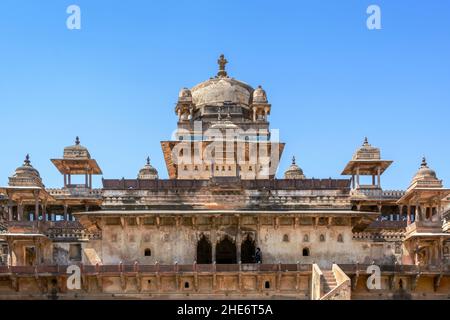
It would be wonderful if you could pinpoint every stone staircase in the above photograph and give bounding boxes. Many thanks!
[312,264,351,300]
[321,271,338,295]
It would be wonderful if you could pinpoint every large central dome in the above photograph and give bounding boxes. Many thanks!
[174,55,271,124]
[191,77,254,108]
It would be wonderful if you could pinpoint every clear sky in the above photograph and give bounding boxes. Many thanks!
[0,0,449,189]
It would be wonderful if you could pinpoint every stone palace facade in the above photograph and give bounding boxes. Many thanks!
[0,56,449,300]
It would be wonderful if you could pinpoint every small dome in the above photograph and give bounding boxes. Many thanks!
[64,137,91,160]
[253,85,268,104]
[9,154,44,187]
[138,157,158,180]
[178,88,192,102]
[284,156,305,180]
[352,137,381,160]
[413,157,438,181]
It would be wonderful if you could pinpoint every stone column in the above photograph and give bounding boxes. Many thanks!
[377,167,381,188]
[356,168,360,189]
[17,203,23,221]
[63,204,68,221]
[42,202,47,222]
[211,231,217,264]
[407,206,411,225]
[7,202,13,221]
[236,215,241,263]
[34,192,39,221]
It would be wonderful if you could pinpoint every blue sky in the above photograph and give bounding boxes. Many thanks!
[0,0,449,189]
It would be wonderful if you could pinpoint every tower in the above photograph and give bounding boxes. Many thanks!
[342,138,393,192]
[161,55,284,180]
[397,158,450,266]
[51,137,102,189]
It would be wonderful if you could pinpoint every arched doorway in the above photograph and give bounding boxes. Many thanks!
[216,236,237,264]
[197,235,212,264]
[241,234,256,263]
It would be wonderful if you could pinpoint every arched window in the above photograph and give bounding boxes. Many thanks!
[303,234,309,242]
[283,234,289,242]
[265,281,271,289]
[319,234,326,242]
[144,248,152,257]
[302,248,310,257]
[337,234,344,243]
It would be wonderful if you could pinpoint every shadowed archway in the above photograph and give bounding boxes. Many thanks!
[216,236,237,264]
[241,234,256,263]
[196,235,212,264]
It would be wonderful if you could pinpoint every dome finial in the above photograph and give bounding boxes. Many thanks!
[363,137,369,146]
[146,156,150,165]
[421,156,428,168]
[292,156,296,165]
[24,154,31,166]
[75,136,80,145]
[217,54,228,77]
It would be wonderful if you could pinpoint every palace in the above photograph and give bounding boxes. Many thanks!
[0,56,449,300]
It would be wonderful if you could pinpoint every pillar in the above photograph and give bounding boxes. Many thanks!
[64,174,67,187]
[8,203,13,221]
[68,174,71,186]
[236,216,241,263]
[42,203,47,222]
[34,194,39,222]
[89,174,93,189]
[17,203,23,221]
[211,228,217,264]
[407,206,411,225]
[64,204,68,221]
[356,167,360,189]
[377,167,381,188]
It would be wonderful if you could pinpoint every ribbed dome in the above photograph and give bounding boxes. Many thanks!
[178,88,193,102]
[413,157,438,181]
[253,85,268,104]
[284,156,305,180]
[64,136,91,159]
[191,77,254,108]
[138,157,158,180]
[9,154,44,187]
[352,137,381,160]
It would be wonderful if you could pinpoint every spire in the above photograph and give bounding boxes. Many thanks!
[292,156,296,165]
[217,54,228,77]
[75,136,80,145]
[146,156,151,166]
[363,137,369,146]
[421,156,428,168]
[24,154,31,166]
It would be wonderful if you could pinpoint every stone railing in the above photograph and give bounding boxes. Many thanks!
[311,264,323,300]
[0,263,312,275]
[321,264,351,300]
[351,189,405,199]
[47,188,103,198]
[353,231,405,241]
[338,263,450,274]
